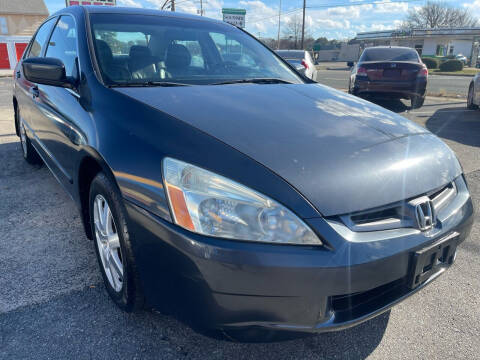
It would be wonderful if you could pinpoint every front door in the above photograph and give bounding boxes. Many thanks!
[34,15,82,188]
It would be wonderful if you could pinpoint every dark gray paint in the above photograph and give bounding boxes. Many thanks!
[117,84,462,216]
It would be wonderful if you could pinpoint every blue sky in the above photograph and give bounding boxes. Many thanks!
[44,0,480,40]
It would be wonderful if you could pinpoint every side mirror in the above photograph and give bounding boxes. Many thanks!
[347,61,354,67]
[22,57,74,88]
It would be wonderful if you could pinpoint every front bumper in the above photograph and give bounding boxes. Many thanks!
[353,77,427,99]
[124,179,473,334]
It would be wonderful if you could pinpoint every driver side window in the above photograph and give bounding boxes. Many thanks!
[45,16,78,79]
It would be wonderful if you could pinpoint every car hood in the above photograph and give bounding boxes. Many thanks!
[115,83,461,216]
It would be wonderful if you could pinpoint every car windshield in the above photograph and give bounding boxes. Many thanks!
[89,13,303,86]
[360,48,420,62]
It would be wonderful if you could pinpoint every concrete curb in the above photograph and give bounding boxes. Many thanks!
[430,72,478,77]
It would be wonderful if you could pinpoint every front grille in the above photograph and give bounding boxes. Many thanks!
[329,277,413,323]
[330,278,407,313]
[341,181,457,232]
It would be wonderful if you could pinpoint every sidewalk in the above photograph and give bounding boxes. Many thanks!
[0,69,13,77]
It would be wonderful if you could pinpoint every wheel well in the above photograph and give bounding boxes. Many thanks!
[13,97,19,136]
[78,156,103,240]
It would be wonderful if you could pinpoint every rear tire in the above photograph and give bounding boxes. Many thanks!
[467,84,478,110]
[89,172,144,312]
[411,96,425,109]
[17,108,41,165]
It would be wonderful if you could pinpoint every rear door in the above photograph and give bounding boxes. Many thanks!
[15,17,57,136]
[32,15,82,188]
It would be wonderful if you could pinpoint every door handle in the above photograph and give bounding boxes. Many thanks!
[30,86,39,99]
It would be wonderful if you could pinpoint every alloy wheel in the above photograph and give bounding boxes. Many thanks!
[94,194,124,292]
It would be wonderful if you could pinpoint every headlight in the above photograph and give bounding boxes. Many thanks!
[162,158,321,245]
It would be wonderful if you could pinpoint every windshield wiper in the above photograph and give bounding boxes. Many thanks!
[109,81,191,88]
[211,78,294,85]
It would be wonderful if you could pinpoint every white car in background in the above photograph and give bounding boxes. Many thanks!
[455,54,468,65]
[467,73,480,110]
[275,50,316,80]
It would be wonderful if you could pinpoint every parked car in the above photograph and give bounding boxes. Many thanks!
[467,73,480,110]
[349,46,428,108]
[14,6,473,340]
[275,49,316,79]
[455,54,468,65]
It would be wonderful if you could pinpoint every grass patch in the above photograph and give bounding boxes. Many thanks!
[431,68,480,76]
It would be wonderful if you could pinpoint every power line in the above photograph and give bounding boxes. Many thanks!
[247,0,424,24]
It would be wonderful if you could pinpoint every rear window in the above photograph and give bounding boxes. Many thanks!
[276,51,304,59]
[360,48,419,62]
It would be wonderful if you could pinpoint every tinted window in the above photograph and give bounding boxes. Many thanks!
[287,59,302,67]
[276,51,304,59]
[360,48,419,62]
[90,13,303,86]
[45,16,78,78]
[27,18,56,58]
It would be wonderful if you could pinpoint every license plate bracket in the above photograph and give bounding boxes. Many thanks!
[407,233,458,289]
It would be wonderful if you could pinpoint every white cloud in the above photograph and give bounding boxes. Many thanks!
[117,0,143,6]
[373,0,408,13]
[463,1,480,18]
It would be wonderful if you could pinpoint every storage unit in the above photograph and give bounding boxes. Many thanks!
[0,0,48,69]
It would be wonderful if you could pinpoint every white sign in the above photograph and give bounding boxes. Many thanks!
[222,9,246,28]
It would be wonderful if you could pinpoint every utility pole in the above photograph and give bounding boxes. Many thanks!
[277,0,281,49]
[171,0,175,11]
[200,0,203,15]
[301,0,306,49]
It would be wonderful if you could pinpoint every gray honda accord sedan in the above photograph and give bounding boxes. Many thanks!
[13,6,473,341]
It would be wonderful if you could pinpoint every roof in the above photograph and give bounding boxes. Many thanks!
[0,0,48,16]
[356,27,480,40]
[81,5,222,23]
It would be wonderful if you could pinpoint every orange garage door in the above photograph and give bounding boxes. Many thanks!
[0,43,10,69]
[15,43,28,61]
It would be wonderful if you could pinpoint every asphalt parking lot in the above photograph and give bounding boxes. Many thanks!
[0,77,479,359]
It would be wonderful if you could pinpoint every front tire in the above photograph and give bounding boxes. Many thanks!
[89,172,144,312]
[467,83,478,110]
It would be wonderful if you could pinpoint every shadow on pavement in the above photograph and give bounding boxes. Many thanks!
[426,107,480,148]
[0,284,390,359]
[366,98,409,113]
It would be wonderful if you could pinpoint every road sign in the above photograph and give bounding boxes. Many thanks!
[66,0,116,6]
[222,8,246,28]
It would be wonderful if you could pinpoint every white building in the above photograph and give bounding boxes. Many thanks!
[354,28,480,59]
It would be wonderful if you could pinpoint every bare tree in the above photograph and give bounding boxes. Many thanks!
[283,14,303,49]
[403,1,478,29]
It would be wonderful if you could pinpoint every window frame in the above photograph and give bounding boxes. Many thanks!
[45,15,80,80]
[24,16,59,60]
[44,14,82,95]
